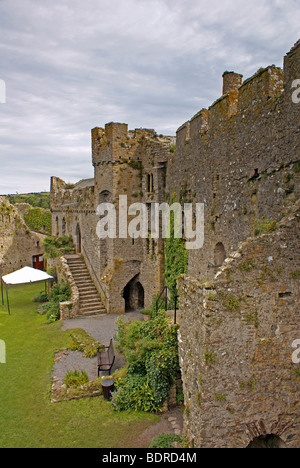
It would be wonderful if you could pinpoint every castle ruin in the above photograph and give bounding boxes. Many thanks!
[50,40,300,447]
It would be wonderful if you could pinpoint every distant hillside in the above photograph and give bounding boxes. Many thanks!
[6,192,50,209]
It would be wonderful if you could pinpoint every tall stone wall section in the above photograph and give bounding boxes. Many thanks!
[173,39,300,448]
[166,41,300,283]
[177,200,300,448]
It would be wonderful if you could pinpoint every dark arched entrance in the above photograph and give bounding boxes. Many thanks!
[122,275,144,312]
[247,434,286,448]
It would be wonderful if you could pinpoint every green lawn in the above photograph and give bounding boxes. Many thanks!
[0,283,158,448]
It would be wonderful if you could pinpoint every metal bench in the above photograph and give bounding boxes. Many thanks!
[97,339,115,376]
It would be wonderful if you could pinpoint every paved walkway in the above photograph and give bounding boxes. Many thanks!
[52,311,143,381]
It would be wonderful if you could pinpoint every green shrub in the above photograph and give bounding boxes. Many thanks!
[254,218,277,236]
[150,433,181,448]
[38,280,71,323]
[49,281,71,304]
[112,310,179,412]
[64,369,89,388]
[24,207,52,233]
[164,194,188,294]
[32,291,49,303]
[43,235,75,259]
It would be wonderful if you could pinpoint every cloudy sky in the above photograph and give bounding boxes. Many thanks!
[0,0,299,194]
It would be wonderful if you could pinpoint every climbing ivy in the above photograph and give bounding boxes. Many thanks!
[164,194,188,294]
[24,207,52,233]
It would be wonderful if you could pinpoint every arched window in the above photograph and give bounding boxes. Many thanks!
[56,216,59,237]
[98,190,112,204]
[76,224,81,253]
[214,242,226,267]
[146,173,154,193]
[62,217,66,235]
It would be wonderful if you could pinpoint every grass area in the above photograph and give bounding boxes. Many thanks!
[0,283,158,448]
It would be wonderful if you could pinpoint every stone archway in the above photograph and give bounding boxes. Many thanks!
[122,275,144,312]
[214,242,226,267]
[247,434,286,448]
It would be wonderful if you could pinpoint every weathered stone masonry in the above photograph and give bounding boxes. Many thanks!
[51,126,175,314]
[171,40,299,448]
[0,196,45,277]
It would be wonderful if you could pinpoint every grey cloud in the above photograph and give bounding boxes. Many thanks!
[0,0,299,193]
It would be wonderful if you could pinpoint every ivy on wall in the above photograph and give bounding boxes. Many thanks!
[164,194,188,294]
[24,207,52,233]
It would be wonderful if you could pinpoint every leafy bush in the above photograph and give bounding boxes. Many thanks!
[49,281,71,304]
[164,194,188,294]
[43,235,75,259]
[24,207,52,233]
[111,374,159,412]
[112,310,179,412]
[32,291,49,303]
[150,433,181,448]
[37,280,71,323]
[64,369,89,388]
[254,218,277,236]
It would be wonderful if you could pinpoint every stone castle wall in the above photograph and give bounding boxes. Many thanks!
[166,41,299,283]
[177,201,300,448]
[0,196,45,276]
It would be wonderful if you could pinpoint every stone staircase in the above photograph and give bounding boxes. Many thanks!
[65,254,106,316]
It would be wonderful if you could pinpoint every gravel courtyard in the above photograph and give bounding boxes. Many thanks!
[52,311,143,381]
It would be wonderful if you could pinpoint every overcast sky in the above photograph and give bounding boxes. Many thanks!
[0,0,299,194]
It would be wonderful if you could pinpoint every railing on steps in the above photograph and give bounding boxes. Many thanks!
[81,244,107,310]
[155,286,178,324]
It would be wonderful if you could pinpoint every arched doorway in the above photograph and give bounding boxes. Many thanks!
[247,434,286,448]
[122,275,144,312]
[137,282,144,309]
[214,242,226,267]
[76,224,81,253]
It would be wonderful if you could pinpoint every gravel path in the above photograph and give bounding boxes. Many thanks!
[52,311,143,382]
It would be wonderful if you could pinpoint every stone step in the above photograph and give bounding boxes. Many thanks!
[79,290,99,297]
[80,296,102,304]
[65,254,106,316]
[80,305,106,314]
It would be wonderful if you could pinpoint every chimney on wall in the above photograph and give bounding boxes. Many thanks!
[222,71,243,95]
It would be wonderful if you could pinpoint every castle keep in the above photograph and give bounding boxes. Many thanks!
[51,40,299,447]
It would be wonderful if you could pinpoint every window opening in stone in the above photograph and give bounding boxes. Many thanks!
[75,224,81,253]
[214,242,226,267]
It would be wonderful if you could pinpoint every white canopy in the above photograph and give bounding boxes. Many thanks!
[2,266,53,285]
